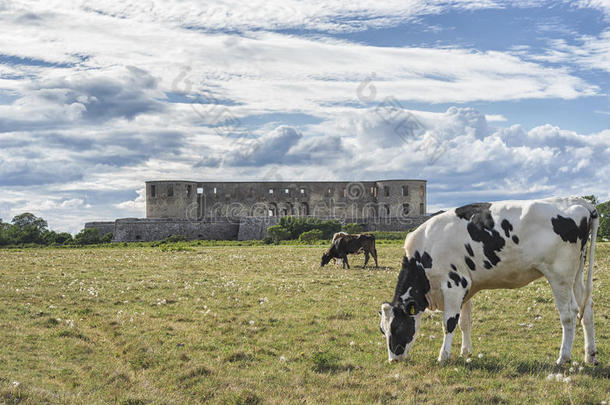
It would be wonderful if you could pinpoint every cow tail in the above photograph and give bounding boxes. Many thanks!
[579,210,599,321]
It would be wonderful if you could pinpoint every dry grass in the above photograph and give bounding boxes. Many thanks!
[0,243,608,404]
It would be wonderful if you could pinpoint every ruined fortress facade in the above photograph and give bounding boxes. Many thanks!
[86,179,429,241]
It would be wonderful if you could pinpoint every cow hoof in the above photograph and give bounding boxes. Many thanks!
[437,352,451,363]
[460,349,472,357]
[556,357,571,366]
[585,354,599,365]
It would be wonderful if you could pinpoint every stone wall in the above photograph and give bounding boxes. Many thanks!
[84,221,115,236]
[112,218,240,242]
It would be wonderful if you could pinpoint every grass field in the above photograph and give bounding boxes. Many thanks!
[0,243,608,404]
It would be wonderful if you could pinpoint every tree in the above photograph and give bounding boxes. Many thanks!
[74,228,102,245]
[0,219,9,245]
[596,200,610,241]
[9,213,48,244]
[42,230,74,245]
[582,195,599,205]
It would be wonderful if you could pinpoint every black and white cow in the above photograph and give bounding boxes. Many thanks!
[379,197,599,365]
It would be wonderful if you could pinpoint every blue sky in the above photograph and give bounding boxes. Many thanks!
[0,0,608,232]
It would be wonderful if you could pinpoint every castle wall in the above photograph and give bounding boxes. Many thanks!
[113,218,239,242]
[145,179,426,220]
[146,181,199,219]
[84,221,115,236]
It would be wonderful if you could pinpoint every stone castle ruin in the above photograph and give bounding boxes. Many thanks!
[85,179,429,241]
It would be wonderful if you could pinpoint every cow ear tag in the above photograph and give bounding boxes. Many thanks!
[409,306,415,315]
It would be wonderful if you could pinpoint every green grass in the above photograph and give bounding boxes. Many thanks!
[0,243,608,404]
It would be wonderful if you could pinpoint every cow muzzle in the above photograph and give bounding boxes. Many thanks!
[388,353,406,363]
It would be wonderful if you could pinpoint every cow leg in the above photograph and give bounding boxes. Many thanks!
[549,278,578,365]
[363,251,369,268]
[343,255,350,269]
[459,299,472,357]
[573,272,598,364]
[438,294,463,362]
[372,247,379,268]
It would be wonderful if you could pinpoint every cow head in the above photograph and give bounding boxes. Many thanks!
[379,254,431,362]
[320,250,332,267]
[379,299,423,362]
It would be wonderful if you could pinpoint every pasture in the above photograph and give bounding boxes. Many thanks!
[0,243,608,404]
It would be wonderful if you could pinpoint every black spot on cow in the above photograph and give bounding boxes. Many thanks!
[420,252,433,269]
[413,250,433,269]
[447,281,452,289]
[501,219,513,238]
[464,256,475,271]
[465,243,474,257]
[450,264,457,271]
[456,203,506,267]
[449,271,469,288]
[551,215,590,250]
[446,314,460,333]
[455,203,491,221]
[512,235,519,244]
[449,271,461,286]
[483,260,492,269]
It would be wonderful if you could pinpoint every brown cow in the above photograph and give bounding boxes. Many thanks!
[321,233,378,269]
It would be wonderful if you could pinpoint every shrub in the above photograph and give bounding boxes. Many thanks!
[276,217,341,239]
[266,225,291,244]
[597,200,609,241]
[163,235,187,243]
[101,233,114,243]
[74,228,101,245]
[368,231,408,240]
[298,229,323,242]
[343,223,364,234]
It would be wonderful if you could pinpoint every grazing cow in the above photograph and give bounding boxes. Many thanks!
[321,233,378,269]
[379,197,599,365]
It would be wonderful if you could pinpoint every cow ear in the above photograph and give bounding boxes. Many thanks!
[381,303,393,318]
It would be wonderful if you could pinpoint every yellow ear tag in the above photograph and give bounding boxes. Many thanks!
[410,306,415,315]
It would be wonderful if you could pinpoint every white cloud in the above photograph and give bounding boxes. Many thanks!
[527,30,610,72]
[485,114,508,122]
[115,188,145,213]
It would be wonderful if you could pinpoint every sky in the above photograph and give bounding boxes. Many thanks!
[0,0,609,233]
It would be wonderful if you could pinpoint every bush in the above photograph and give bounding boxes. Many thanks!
[266,225,291,244]
[368,231,408,240]
[101,233,114,243]
[343,223,364,234]
[74,228,101,245]
[275,217,341,240]
[299,229,324,242]
[163,235,187,243]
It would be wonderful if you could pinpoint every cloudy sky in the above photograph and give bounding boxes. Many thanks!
[0,0,609,233]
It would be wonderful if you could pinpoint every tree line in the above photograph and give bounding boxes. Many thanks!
[0,213,112,246]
